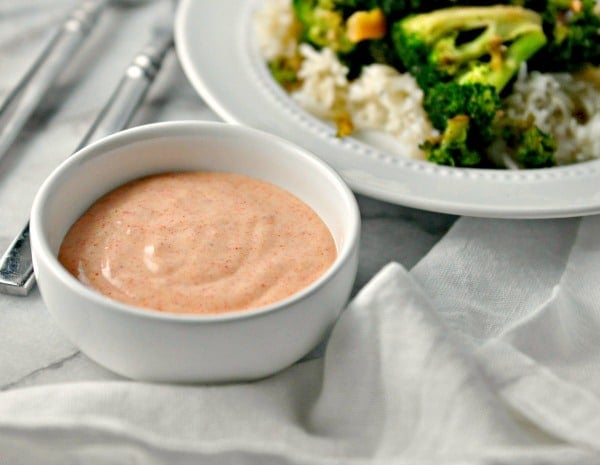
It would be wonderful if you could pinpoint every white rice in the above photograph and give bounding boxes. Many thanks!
[291,44,350,118]
[574,113,600,162]
[347,64,436,159]
[501,67,600,164]
[255,0,436,160]
[254,0,299,61]
[289,45,436,159]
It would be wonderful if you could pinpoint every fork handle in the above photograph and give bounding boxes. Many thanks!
[0,224,34,295]
[75,25,174,150]
[0,0,108,162]
[0,25,174,296]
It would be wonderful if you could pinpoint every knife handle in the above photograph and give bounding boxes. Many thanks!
[0,26,174,296]
[0,0,108,162]
[76,24,174,150]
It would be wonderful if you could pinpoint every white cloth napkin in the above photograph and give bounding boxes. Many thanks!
[1,215,600,464]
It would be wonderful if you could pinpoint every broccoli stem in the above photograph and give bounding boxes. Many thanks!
[400,6,544,46]
[458,29,548,92]
[393,5,547,84]
[497,31,547,88]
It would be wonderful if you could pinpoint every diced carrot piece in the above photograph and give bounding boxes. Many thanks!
[346,9,386,43]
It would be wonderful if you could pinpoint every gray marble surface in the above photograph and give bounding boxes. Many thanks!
[0,0,456,389]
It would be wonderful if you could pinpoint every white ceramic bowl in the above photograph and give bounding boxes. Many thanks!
[30,121,360,383]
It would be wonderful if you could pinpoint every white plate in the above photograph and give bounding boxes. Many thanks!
[174,0,600,219]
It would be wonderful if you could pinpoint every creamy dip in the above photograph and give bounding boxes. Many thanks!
[58,172,337,315]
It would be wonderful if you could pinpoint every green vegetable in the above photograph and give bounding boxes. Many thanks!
[291,0,509,78]
[513,0,600,71]
[499,116,557,168]
[421,114,482,167]
[423,81,501,157]
[393,5,548,167]
[287,1,583,168]
[292,0,356,53]
[392,5,547,87]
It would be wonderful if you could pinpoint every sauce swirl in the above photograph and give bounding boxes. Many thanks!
[58,172,337,314]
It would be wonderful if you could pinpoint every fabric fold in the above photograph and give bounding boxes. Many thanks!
[412,215,600,455]
[1,261,599,464]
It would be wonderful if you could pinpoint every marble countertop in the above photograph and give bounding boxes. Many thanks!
[0,0,455,389]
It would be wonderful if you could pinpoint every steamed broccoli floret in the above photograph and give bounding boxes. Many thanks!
[292,0,391,77]
[421,83,501,166]
[424,81,500,139]
[392,5,548,88]
[499,116,557,168]
[513,126,556,167]
[293,0,508,78]
[513,0,600,71]
[392,6,548,167]
[293,0,356,53]
[421,115,482,166]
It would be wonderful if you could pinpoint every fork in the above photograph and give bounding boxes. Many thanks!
[0,0,110,163]
[0,22,174,296]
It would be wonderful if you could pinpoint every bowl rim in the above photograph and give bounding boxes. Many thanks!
[30,120,361,323]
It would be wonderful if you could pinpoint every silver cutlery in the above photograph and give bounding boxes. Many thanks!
[0,23,174,296]
[0,0,109,162]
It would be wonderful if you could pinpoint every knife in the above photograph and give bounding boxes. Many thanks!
[0,24,174,296]
[0,0,109,162]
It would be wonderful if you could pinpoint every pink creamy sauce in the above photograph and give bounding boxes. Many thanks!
[58,171,337,315]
